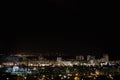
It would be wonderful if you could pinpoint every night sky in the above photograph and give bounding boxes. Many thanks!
[0,1,119,59]
[0,29,120,59]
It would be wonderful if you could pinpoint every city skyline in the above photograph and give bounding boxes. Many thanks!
[0,0,119,60]
[0,1,120,80]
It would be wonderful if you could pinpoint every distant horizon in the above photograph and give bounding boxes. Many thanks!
[0,49,119,60]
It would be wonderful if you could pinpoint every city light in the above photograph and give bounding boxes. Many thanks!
[0,53,120,80]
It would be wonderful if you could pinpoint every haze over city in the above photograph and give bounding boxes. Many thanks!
[0,29,120,60]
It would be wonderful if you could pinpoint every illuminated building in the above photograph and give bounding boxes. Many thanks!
[103,54,109,62]
[12,65,19,72]
[57,57,62,62]
[87,55,91,61]
[76,55,84,61]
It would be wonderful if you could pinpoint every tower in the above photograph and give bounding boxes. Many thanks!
[76,55,84,61]
[87,55,91,61]
[103,54,109,62]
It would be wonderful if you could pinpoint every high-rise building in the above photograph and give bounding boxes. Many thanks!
[57,57,62,62]
[103,54,109,62]
[76,55,84,61]
[87,55,95,61]
[87,55,91,61]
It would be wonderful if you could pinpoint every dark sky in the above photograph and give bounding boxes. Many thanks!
[0,29,120,59]
[0,1,120,59]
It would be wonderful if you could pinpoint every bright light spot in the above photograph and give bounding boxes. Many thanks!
[63,75,67,78]
[95,70,100,75]
[6,78,9,80]
[67,76,70,79]
[59,74,62,77]
[30,64,33,66]
[74,77,80,80]
[42,75,46,78]
[75,73,79,76]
